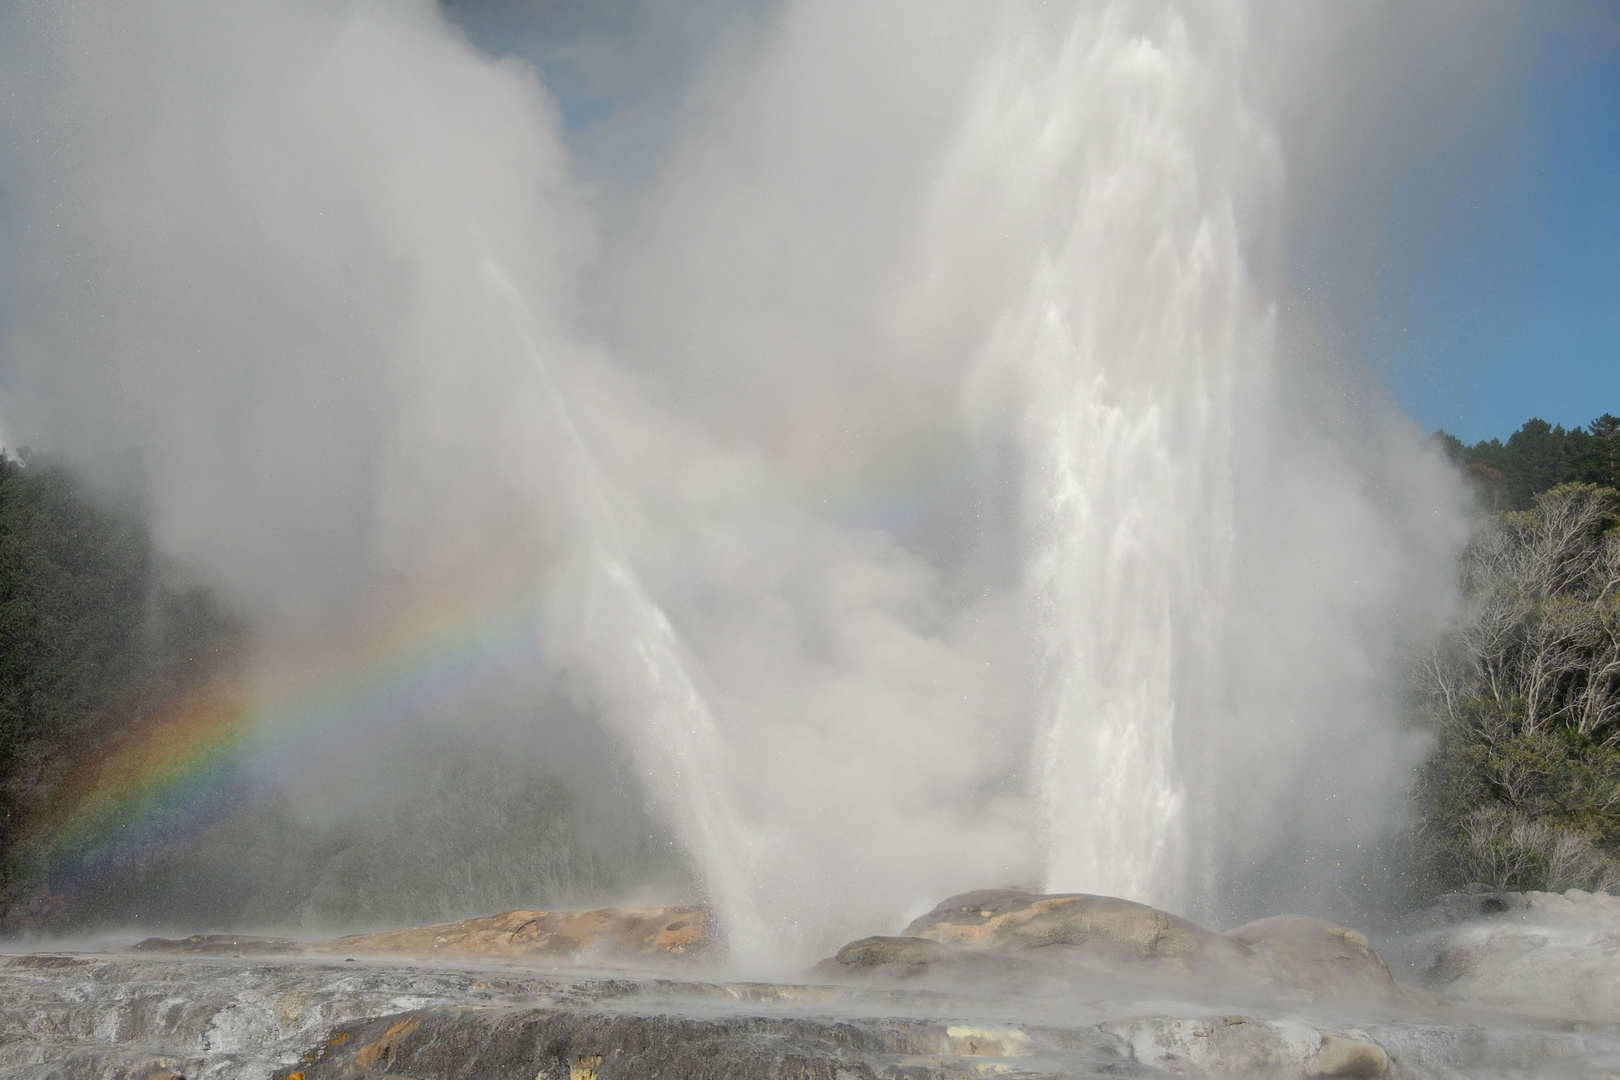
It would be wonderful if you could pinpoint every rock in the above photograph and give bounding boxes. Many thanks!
[1305,1033,1389,1078]
[277,1005,1126,1080]
[822,891,1414,1006]
[4,951,1613,1078]
[1404,886,1531,926]
[810,934,956,979]
[1223,915,1400,1001]
[118,905,716,967]
[1387,888,1620,1023]
[1104,1015,1394,1078]
[809,933,1078,993]
[309,904,714,965]
[901,888,1253,974]
[130,933,301,956]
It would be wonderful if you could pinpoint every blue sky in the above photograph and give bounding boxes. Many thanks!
[1377,18,1620,444]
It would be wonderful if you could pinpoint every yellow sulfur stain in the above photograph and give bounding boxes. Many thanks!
[570,1053,604,1080]
[946,1026,1032,1058]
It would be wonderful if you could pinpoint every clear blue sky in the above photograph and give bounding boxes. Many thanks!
[1379,19,1620,444]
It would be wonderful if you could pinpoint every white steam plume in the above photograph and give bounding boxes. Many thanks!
[0,0,1501,962]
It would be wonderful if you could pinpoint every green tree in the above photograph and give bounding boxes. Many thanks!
[1414,483,1620,892]
[1437,415,1620,510]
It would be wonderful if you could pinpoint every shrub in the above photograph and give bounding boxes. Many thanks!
[1414,482,1620,892]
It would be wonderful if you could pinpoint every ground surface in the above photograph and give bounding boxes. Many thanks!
[0,948,1615,1079]
[6,889,1620,1078]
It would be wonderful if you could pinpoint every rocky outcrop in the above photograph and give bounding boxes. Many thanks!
[1386,886,1620,1022]
[130,933,302,956]
[819,889,1415,1007]
[810,934,957,978]
[124,905,715,967]
[272,1004,1134,1080]
[1103,1016,1394,1079]
[21,887,1620,1076]
[310,904,713,965]
[808,933,1084,995]
[3,947,1613,1078]
[1224,915,1401,1001]
[901,889,1253,974]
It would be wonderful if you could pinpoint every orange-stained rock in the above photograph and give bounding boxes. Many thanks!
[818,890,1415,1005]
[901,889,1251,973]
[354,1017,420,1070]
[1222,914,1399,1000]
[308,905,714,965]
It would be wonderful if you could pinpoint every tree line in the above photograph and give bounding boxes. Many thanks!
[1417,415,1620,893]
[1434,414,1620,510]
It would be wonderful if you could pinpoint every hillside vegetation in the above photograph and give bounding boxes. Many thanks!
[1416,417,1620,892]
[1435,414,1620,510]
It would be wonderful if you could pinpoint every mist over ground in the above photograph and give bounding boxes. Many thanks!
[0,0,1551,965]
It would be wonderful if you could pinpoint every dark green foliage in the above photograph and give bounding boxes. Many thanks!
[1414,482,1620,892]
[1435,414,1620,511]
[1415,412,1620,895]
[0,452,241,900]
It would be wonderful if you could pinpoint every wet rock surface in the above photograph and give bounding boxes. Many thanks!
[7,890,1620,1078]
[2,949,1615,1079]
[272,1002,1141,1080]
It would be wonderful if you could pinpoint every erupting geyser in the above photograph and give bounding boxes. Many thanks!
[0,0,1470,964]
[997,7,1268,913]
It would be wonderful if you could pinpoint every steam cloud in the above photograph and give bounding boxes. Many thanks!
[0,0,1520,963]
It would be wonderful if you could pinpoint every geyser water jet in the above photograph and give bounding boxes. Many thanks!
[481,263,771,956]
[972,6,1270,912]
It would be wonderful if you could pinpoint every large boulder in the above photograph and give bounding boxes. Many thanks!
[900,889,1253,975]
[819,889,1412,1005]
[1222,916,1400,1001]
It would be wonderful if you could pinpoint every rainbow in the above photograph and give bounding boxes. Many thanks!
[36,681,255,868]
[18,429,971,886]
[18,577,549,882]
